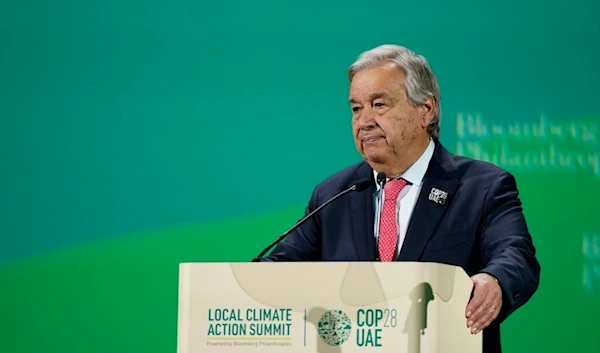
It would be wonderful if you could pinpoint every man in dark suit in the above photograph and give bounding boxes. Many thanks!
[262,44,541,353]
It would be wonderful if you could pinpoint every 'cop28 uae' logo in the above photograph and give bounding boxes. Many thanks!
[317,310,352,346]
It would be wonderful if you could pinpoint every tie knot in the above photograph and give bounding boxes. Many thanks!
[384,178,407,200]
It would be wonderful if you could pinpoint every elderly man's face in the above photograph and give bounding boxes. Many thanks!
[349,63,433,174]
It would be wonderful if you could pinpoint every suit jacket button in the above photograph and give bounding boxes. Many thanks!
[513,292,520,298]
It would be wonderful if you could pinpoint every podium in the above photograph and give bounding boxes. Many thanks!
[176,262,481,353]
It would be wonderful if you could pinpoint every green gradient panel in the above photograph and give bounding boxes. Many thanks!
[1,0,599,352]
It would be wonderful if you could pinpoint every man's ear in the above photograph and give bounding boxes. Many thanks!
[419,96,436,129]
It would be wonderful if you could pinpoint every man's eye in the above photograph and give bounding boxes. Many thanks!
[352,106,361,112]
[374,102,385,107]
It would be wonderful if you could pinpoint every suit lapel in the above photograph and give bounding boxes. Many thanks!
[397,178,458,261]
[349,163,376,261]
[397,141,459,261]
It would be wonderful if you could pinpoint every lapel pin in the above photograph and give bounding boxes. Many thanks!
[428,187,448,205]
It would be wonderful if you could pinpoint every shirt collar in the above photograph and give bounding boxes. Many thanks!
[372,138,435,190]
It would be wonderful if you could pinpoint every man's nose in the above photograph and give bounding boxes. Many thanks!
[357,109,377,130]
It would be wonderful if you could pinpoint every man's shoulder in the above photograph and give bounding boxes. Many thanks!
[444,149,516,188]
[453,154,508,177]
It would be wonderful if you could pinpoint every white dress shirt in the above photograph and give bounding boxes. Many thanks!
[373,139,435,256]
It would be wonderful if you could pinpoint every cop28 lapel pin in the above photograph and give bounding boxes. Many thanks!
[428,187,448,205]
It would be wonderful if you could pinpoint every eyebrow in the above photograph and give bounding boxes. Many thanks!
[348,91,390,104]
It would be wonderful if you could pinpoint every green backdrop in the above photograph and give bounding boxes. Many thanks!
[1,0,599,352]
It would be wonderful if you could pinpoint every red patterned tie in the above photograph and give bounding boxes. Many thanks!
[378,178,408,262]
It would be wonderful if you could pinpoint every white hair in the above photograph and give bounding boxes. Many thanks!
[348,45,442,139]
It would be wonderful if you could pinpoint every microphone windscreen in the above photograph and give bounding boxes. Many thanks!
[376,172,387,185]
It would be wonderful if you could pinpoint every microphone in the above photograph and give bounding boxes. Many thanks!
[376,172,387,187]
[374,172,387,261]
[251,178,373,262]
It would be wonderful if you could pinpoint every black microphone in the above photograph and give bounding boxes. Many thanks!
[251,178,373,262]
[376,172,387,187]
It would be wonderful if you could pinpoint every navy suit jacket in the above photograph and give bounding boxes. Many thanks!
[263,140,541,353]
